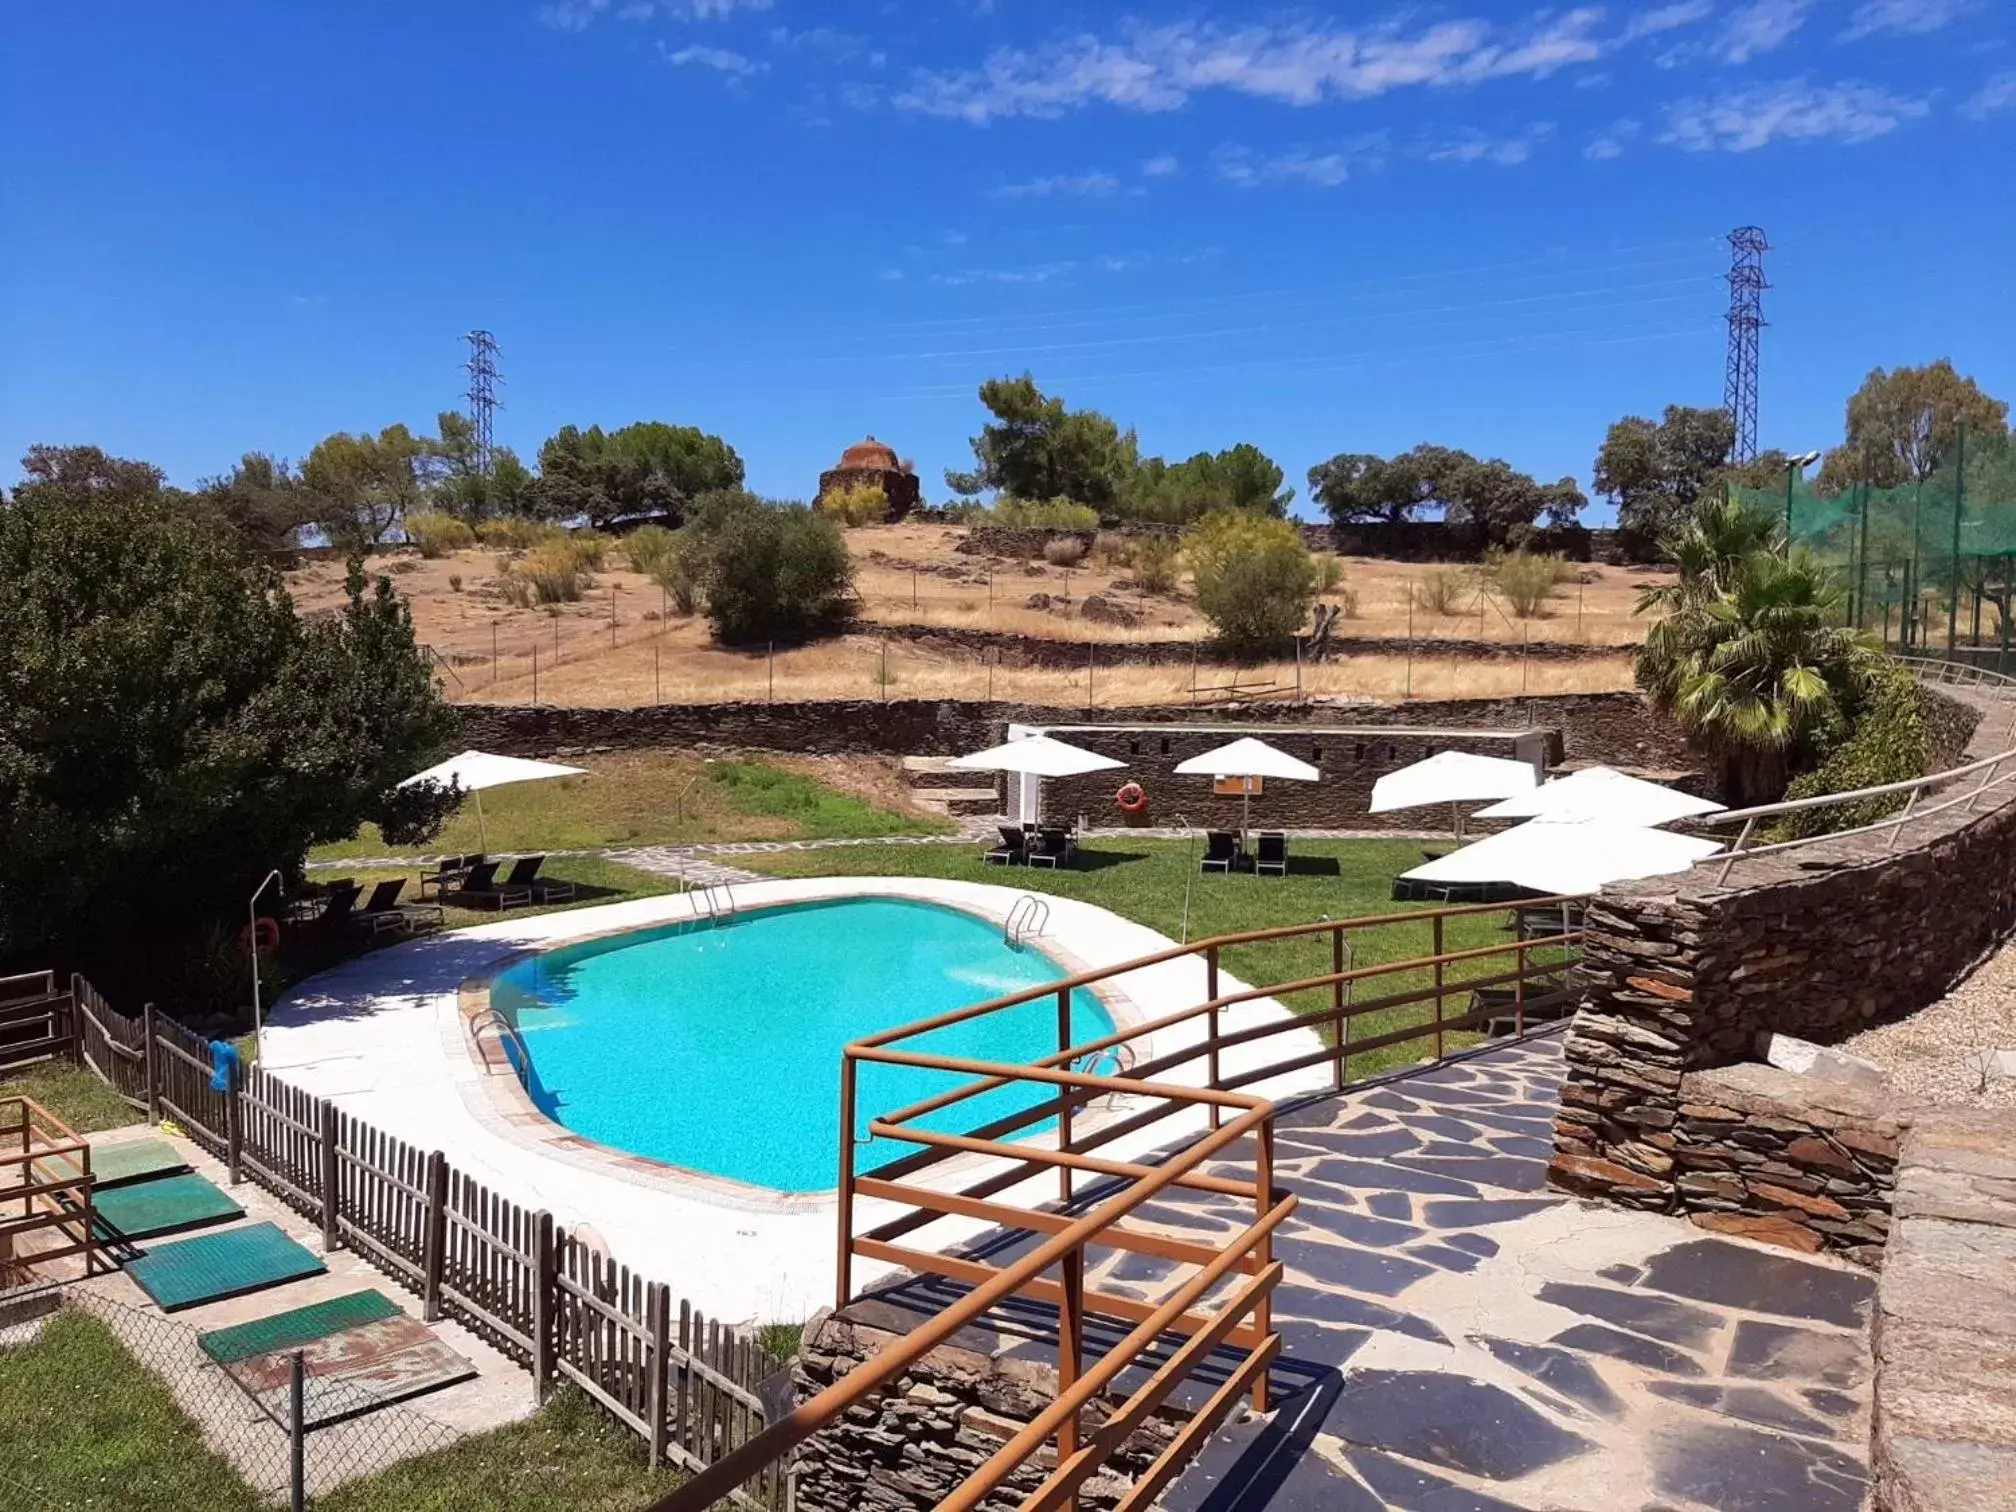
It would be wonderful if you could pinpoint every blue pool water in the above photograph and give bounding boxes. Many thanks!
[489,897,1113,1192]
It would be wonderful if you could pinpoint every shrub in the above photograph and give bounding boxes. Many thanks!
[1413,567,1471,616]
[1043,536,1088,568]
[1182,510,1318,653]
[1774,665,1928,839]
[498,542,590,606]
[1092,530,1129,565]
[1335,584,1361,618]
[988,496,1101,530]
[448,574,463,593]
[476,517,565,550]
[623,523,681,579]
[1490,551,1564,618]
[1314,555,1344,595]
[405,512,475,559]
[817,482,889,528]
[558,532,608,572]
[692,496,854,644]
[1128,536,1181,594]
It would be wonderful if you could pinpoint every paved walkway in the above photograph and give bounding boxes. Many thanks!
[856,1034,1877,1512]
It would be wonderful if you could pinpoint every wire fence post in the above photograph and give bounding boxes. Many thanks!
[1086,643,1094,713]
[653,643,660,706]
[1406,588,1415,698]
[492,622,499,686]
[289,1350,306,1512]
[1950,418,1967,656]
[768,642,775,703]
[610,584,617,647]
[532,644,539,704]
[224,1056,242,1186]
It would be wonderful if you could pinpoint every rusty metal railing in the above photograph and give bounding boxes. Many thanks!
[1,1096,100,1287]
[649,897,1583,1512]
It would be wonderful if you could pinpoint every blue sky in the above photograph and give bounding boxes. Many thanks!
[4,2,2012,523]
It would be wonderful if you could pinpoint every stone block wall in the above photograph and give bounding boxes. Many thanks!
[1548,683,2016,1261]
[791,1302,1176,1512]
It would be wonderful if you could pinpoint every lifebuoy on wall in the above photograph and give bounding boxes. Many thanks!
[1115,782,1148,814]
[242,916,281,955]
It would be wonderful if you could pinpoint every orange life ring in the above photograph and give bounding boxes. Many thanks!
[1115,782,1148,814]
[242,916,281,955]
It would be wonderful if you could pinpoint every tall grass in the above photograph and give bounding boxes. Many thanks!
[405,512,476,558]
[1413,567,1471,616]
[1488,550,1568,618]
[1127,536,1181,594]
[498,542,591,606]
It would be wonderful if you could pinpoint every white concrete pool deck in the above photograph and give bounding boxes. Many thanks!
[264,877,1330,1323]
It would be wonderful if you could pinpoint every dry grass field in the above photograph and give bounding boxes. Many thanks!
[286,520,1653,709]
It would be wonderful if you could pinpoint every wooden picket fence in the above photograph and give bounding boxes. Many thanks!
[60,979,787,1505]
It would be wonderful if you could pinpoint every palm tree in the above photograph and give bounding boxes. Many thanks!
[1639,545,1877,803]
[1636,493,1784,619]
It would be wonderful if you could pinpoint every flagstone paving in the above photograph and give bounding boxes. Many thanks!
[865,1032,1877,1512]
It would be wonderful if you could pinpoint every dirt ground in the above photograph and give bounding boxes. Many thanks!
[286,522,1652,710]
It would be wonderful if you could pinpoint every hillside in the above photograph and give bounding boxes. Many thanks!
[285,521,1651,710]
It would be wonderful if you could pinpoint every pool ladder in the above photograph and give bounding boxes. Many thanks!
[469,1008,532,1088]
[693,882,739,929]
[1004,895,1049,949]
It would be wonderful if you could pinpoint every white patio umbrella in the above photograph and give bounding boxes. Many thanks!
[399,750,588,852]
[1368,750,1540,838]
[1174,736,1320,841]
[1399,818,1723,896]
[951,734,1124,825]
[1473,765,1727,827]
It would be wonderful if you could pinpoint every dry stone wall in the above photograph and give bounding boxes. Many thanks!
[791,1302,1175,1512]
[1549,682,2012,1262]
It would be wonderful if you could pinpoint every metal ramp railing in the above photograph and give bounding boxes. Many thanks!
[468,1008,532,1086]
[694,882,739,929]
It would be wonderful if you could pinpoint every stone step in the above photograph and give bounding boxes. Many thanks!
[914,788,1004,817]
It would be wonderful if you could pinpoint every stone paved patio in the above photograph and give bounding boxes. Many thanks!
[851,1033,1878,1512]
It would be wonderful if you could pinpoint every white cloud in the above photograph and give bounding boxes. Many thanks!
[991,170,1124,198]
[1661,78,1930,150]
[539,0,609,32]
[1842,0,1975,42]
[666,44,765,76]
[1422,122,1556,165]
[616,2,655,20]
[1718,0,1815,62]
[932,261,1084,286]
[1141,153,1181,177]
[890,9,1696,123]
[1962,70,2016,119]
[1213,139,1389,188]
[1584,119,1642,158]
[678,0,773,17]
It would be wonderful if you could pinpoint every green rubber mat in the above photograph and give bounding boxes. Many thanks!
[199,1290,403,1365]
[125,1222,325,1312]
[31,1136,189,1190]
[90,1172,243,1241]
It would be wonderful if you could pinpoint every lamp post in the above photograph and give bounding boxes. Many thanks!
[249,870,284,1060]
[1783,449,1821,552]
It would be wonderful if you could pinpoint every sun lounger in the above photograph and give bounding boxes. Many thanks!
[418,854,482,900]
[502,854,573,902]
[1255,831,1288,876]
[446,859,532,911]
[352,879,414,936]
[1025,827,1074,869]
[1200,831,1241,873]
[983,826,1026,866]
[318,882,364,931]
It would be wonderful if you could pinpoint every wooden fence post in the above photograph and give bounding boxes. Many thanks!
[422,1151,447,1322]
[646,1282,671,1470]
[319,1100,341,1253]
[531,1210,555,1402]
[225,1056,243,1186]
[141,1003,160,1124]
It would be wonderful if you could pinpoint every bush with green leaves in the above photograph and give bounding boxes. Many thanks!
[1488,550,1564,618]
[1413,567,1471,616]
[688,492,854,644]
[816,482,889,528]
[0,452,458,1000]
[621,523,680,579]
[1127,535,1181,594]
[404,511,476,558]
[1772,664,1928,839]
[476,517,565,550]
[1314,555,1344,595]
[985,496,1102,530]
[1182,510,1318,653]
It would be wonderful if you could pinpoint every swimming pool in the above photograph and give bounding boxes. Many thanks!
[488,897,1114,1193]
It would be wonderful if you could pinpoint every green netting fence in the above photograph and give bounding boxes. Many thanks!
[1734,424,2016,670]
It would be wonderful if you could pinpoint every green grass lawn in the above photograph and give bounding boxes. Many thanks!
[737,837,1571,1078]
[0,1310,679,1512]
[0,1058,144,1135]
[312,751,943,862]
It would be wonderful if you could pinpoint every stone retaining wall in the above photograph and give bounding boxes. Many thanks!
[853,621,1633,668]
[791,1301,1175,1512]
[1548,682,2015,1259]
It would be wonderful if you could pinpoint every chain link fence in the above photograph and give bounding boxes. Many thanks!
[1737,424,2016,668]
